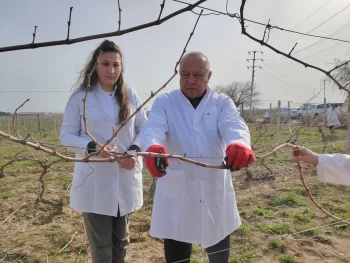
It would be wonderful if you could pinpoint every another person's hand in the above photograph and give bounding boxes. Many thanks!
[225,143,255,170]
[291,147,318,165]
[96,144,113,159]
[119,157,137,170]
[145,145,169,178]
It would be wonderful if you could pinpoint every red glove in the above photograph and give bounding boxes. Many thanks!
[225,143,255,170]
[145,145,169,178]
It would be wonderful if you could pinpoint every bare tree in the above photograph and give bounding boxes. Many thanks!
[332,59,350,89]
[214,81,261,108]
[332,59,350,152]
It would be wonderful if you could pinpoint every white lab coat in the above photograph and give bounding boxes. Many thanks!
[326,108,340,126]
[317,154,350,186]
[60,82,147,217]
[139,88,251,248]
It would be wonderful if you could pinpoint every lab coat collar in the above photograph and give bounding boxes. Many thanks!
[180,86,211,110]
[96,81,117,98]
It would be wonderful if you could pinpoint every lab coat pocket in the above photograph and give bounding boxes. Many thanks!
[204,107,218,131]
[157,169,185,203]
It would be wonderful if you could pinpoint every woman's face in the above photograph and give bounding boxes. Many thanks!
[96,52,122,91]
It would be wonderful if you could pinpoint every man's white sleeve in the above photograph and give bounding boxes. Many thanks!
[218,97,251,149]
[139,97,168,151]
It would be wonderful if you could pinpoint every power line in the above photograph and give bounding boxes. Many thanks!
[302,40,346,60]
[268,67,313,87]
[273,2,350,52]
[247,17,350,45]
[258,69,303,91]
[173,0,350,44]
[266,37,350,68]
[263,0,333,58]
[295,22,350,55]
[306,3,350,34]
[264,21,350,67]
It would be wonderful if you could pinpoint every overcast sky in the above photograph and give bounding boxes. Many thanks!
[1,0,349,113]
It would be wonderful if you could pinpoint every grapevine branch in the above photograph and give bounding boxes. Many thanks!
[158,0,166,21]
[11,99,30,134]
[288,43,297,56]
[82,50,104,157]
[67,7,73,40]
[0,0,206,53]
[117,0,122,31]
[261,19,270,43]
[10,99,30,158]
[238,0,350,92]
[318,127,328,153]
[32,26,38,44]
[0,152,61,203]
[0,130,222,167]
[0,157,36,178]
[37,159,63,203]
[296,161,349,224]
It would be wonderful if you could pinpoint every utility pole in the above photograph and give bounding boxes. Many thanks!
[247,51,263,111]
[288,101,291,123]
[323,79,327,124]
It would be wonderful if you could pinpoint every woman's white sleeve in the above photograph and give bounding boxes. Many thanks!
[317,154,350,186]
[60,94,92,156]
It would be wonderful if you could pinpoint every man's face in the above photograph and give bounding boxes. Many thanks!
[179,55,212,99]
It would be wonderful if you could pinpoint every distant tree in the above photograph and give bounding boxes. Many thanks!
[332,59,350,91]
[214,81,261,109]
[0,111,11,116]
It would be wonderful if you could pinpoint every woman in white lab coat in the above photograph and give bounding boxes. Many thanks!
[292,148,350,186]
[60,40,147,263]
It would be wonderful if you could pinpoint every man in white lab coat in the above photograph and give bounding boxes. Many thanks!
[139,52,255,263]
